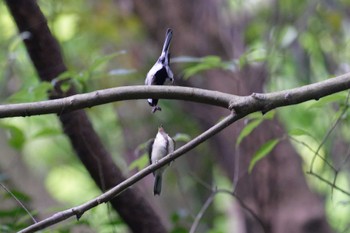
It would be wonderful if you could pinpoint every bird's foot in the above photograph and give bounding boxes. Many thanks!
[152,106,162,113]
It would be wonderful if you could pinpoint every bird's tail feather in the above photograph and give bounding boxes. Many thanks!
[154,174,162,195]
[162,29,173,54]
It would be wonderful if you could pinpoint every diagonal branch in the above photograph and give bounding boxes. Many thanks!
[1,72,350,118]
[17,70,350,232]
[19,113,238,233]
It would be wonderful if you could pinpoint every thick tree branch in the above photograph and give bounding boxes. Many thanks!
[1,72,350,118]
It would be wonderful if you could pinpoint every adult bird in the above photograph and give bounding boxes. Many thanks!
[148,126,175,195]
[145,28,174,113]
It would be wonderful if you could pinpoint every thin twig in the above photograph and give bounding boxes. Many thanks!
[306,171,350,196]
[0,183,37,224]
[310,90,350,172]
[189,189,216,233]
[188,186,267,233]
[190,175,266,233]
[289,136,335,170]
[220,189,267,233]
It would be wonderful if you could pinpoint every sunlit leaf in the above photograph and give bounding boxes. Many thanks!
[263,110,276,120]
[288,128,312,137]
[129,153,149,170]
[245,48,267,63]
[239,47,267,67]
[236,119,262,146]
[280,26,298,48]
[246,112,263,120]
[248,139,280,173]
[53,14,78,41]
[52,70,75,83]
[172,133,191,143]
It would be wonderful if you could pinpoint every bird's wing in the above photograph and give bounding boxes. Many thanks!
[147,138,155,166]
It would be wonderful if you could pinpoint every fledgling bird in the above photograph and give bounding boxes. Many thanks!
[148,126,175,195]
[145,28,174,113]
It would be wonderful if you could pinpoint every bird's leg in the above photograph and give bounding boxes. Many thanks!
[152,106,162,113]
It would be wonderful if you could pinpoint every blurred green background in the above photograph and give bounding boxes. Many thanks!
[1,0,350,232]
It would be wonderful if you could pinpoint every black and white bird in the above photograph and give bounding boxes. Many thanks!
[145,28,174,113]
[148,126,175,195]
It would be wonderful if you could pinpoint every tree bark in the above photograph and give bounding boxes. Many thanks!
[5,0,166,232]
[132,0,332,232]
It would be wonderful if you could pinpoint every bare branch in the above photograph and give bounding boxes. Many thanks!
[0,71,350,118]
[0,86,234,118]
[189,189,216,233]
[306,171,350,196]
[189,186,267,233]
[19,113,238,233]
[0,183,37,224]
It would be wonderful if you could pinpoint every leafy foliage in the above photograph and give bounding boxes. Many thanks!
[248,139,280,173]
[1,0,350,232]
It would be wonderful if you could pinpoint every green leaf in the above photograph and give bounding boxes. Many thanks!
[129,154,149,170]
[248,139,280,173]
[0,124,25,149]
[309,92,347,108]
[32,128,62,138]
[3,189,31,202]
[236,119,262,146]
[30,82,53,101]
[238,47,267,68]
[288,128,312,137]
[262,110,276,120]
[246,112,263,120]
[170,227,188,233]
[172,133,191,143]
[6,82,52,103]
[52,70,75,83]
[180,55,231,79]
[89,50,126,72]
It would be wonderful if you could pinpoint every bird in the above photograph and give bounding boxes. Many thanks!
[145,28,174,113]
[148,126,175,195]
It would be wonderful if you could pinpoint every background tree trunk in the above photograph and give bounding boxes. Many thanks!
[131,0,332,232]
[5,0,166,232]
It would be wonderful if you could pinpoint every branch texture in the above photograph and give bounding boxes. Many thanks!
[0,72,350,118]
